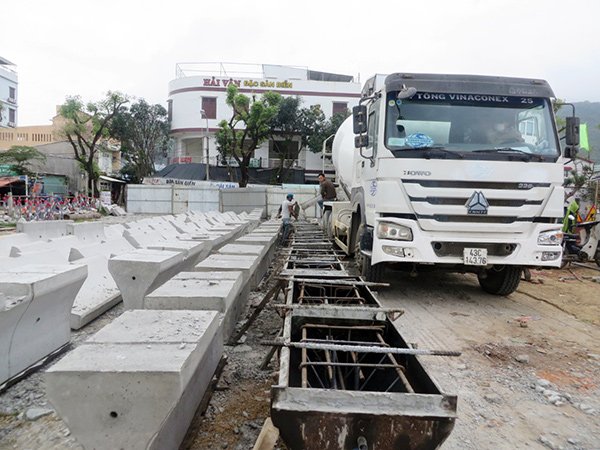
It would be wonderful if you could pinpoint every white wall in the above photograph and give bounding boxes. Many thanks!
[168,70,361,173]
[126,183,322,218]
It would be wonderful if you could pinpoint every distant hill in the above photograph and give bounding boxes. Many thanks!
[557,101,600,163]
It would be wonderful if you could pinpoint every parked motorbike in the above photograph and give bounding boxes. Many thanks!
[560,219,600,268]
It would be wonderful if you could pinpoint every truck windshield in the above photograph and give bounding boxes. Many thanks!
[384,91,560,161]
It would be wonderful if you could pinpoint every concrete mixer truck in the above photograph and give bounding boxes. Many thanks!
[323,73,581,294]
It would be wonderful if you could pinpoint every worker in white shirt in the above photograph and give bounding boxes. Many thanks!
[277,193,298,245]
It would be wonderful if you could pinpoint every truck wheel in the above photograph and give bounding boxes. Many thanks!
[361,254,384,282]
[595,252,600,268]
[322,209,332,240]
[477,265,522,296]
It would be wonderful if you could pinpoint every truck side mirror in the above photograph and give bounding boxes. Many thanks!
[565,116,580,146]
[564,116,580,159]
[352,105,368,134]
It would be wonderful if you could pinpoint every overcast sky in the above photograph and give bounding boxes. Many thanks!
[4,0,599,125]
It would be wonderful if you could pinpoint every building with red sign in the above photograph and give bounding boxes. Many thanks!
[167,63,361,182]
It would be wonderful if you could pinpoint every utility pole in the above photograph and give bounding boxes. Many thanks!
[200,109,210,181]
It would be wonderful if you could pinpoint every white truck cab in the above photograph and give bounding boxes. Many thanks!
[326,73,581,294]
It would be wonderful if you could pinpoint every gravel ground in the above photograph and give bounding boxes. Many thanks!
[1,219,599,449]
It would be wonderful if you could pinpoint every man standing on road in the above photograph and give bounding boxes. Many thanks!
[318,173,337,209]
[277,193,298,245]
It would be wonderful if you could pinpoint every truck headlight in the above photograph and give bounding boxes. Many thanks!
[537,230,563,246]
[377,222,413,241]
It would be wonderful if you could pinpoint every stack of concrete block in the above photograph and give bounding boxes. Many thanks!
[1,264,87,387]
[46,310,222,450]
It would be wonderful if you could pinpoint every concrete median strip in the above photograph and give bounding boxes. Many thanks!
[1,264,87,387]
[46,310,223,450]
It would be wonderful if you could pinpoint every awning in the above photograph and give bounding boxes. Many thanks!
[99,175,126,184]
[0,177,22,188]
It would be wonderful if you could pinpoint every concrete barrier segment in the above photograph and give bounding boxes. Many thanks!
[123,230,211,268]
[108,249,184,310]
[46,309,222,450]
[0,264,87,386]
[0,233,35,258]
[66,222,107,242]
[16,220,74,240]
[69,254,122,330]
[144,272,244,339]
[193,253,262,288]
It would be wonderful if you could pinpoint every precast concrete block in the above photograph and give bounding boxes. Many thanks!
[68,237,135,261]
[46,310,222,450]
[193,253,263,288]
[104,224,126,239]
[0,264,87,385]
[8,236,79,258]
[69,255,121,330]
[66,222,106,242]
[0,251,64,271]
[16,220,74,240]
[236,233,278,262]
[218,243,267,258]
[108,249,184,310]
[145,272,244,338]
[0,233,35,257]
[123,230,210,268]
[222,242,273,281]
[236,233,278,247]
[168,219,225,241]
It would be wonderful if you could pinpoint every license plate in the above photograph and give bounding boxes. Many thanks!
[463,248,488,266]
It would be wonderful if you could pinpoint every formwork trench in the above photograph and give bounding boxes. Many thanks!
[183,220,457,450]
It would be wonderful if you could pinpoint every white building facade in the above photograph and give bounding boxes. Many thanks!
[0,56,18,128]
[168,63,361,181]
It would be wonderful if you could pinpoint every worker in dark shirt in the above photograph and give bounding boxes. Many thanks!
[317,173,337,209]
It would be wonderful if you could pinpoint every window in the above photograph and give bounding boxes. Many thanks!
[167,100,173,123]
[8,108,16,124]
[202,97,217,119]
[332,102,348,116]
[8,87,16,101]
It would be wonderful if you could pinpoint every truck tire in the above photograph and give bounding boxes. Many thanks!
[477,265,522,296]
[362,254,384,282]
[595,251,600,268]
[322,209,332,240]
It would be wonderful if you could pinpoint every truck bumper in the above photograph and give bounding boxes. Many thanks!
[370,217,562,268]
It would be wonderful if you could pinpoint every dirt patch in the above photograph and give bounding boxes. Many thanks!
[518,265,600,326]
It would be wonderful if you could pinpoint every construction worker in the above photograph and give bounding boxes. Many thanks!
[277,193,298,244]
[562,197,581,233]
[317,173,337,209]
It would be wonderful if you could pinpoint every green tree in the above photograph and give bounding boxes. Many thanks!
[215,85,281,187]
[59,91,129,195]
[111,99,169,183]
[0,145,46,176]
[269,98,326,183]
